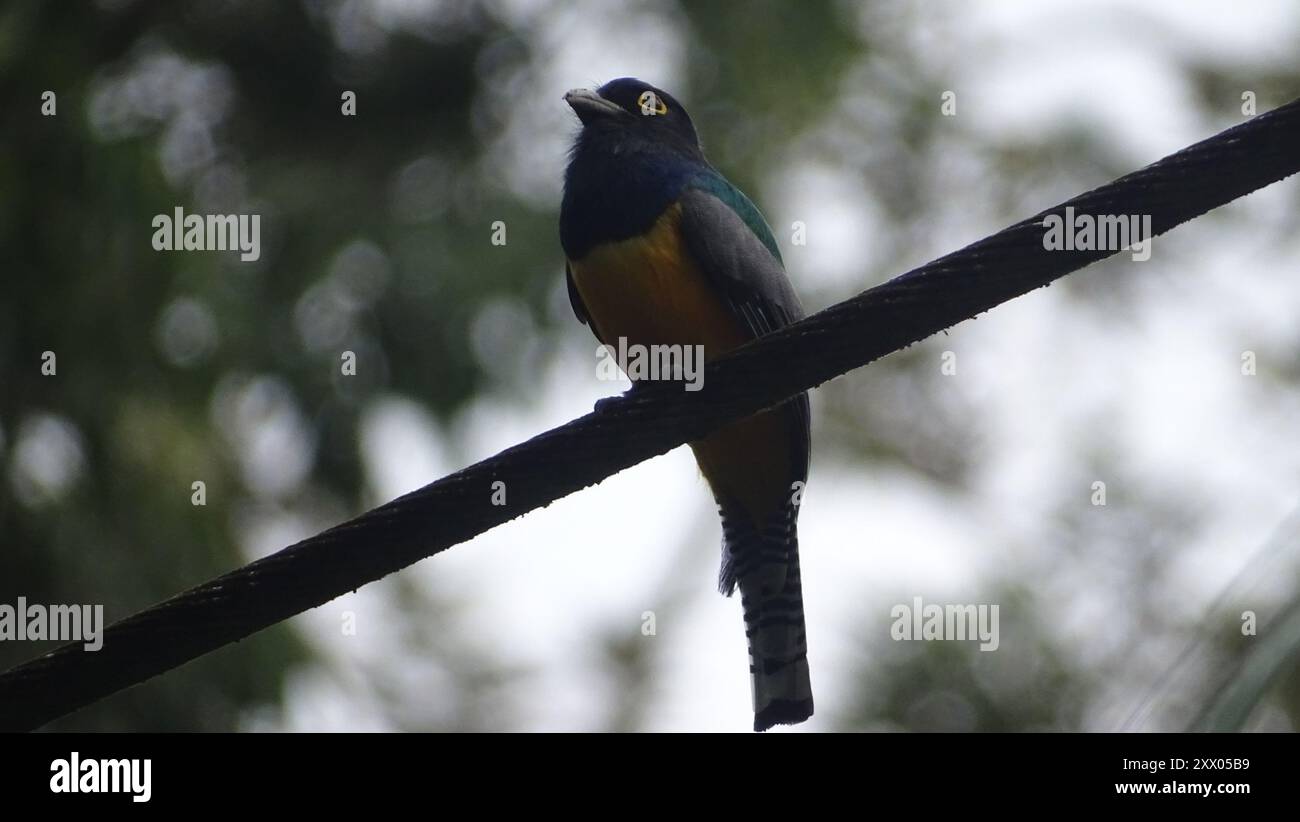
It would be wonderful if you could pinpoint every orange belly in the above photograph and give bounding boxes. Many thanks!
[567,204,793,524]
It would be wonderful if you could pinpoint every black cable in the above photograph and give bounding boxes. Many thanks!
[2,98,1298,732]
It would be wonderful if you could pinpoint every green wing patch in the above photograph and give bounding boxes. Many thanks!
[689,172,783,264]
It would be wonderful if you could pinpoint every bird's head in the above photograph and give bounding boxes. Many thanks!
[565,78,702,158]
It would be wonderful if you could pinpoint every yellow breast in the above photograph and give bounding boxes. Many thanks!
[567,203,794,524]
[567,203,748,356]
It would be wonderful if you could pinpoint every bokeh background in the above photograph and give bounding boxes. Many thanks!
[2,0,1299,732]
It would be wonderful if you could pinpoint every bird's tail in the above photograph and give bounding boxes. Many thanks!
[720,506,813,732]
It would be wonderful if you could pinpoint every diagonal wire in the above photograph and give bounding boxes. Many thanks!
[2,98,1299,731]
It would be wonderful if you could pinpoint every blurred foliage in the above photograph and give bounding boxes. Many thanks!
[1,0,1298,731]
[0,0,551,730]
[843,587,1094,731]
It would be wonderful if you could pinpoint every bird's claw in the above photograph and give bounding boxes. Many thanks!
[594,385,641,413]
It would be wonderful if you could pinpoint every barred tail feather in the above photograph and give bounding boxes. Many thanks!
[721,507,813,732]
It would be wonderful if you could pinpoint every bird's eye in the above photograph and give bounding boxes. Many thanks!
[637,91,668,117]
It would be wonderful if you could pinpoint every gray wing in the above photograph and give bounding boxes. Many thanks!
[676,187,810,481]
[677,188,805,329]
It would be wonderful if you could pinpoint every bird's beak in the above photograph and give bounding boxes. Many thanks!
[565,88,624,124]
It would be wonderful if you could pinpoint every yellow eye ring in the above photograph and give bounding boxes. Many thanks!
[637,91,668,116]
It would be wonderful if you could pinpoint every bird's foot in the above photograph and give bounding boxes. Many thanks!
[594,384,642,413]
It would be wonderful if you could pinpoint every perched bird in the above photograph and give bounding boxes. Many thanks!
[560,78,813,731]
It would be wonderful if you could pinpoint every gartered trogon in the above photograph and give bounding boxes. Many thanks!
[559,78,813,731]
